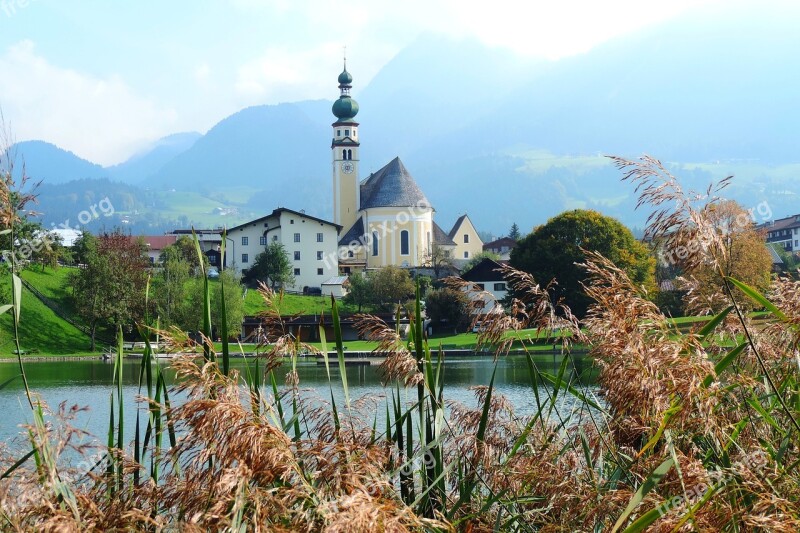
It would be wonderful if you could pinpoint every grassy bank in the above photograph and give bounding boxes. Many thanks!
[0,274,95,357]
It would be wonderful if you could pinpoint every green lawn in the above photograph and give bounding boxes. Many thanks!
[0,276,96,357]
[211,327,577,354]
[241,285,359,316]
[20,266,77,313]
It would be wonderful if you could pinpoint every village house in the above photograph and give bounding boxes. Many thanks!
[139,235,178,264]
[448,214,484,267]
[224,207,341,292]
[482,236,518,261]
[459,257,508,316]
[760,214,800,252]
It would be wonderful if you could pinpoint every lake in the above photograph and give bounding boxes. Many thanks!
[0,354,599,445]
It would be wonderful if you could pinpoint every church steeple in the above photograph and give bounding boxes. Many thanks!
[332,56,360,231]
[332,58,359,124]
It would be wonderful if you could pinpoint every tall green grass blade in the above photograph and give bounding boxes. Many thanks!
[747,394,786,435]
[448,364,497,519]
[0,304,12,315]
[330,295,350,409]
[269,371,286,428]
[134,412,141,486]
[11,273,21,323]
[702,341,747,388]
[620,505,670,533]
[0,374,20,390]
[726,277,787,321]
[611,457,674,532]
[115,326,124,492]
[318,317,340,431]
[161,369,177,450]
[0,448,36,480]
[538,370,604,412]
[698,305,733,341]
[106,392,115,498]
[476,365,496,443]
[116,326,124,450]
[219,230,230,376]
[193,228,214,362]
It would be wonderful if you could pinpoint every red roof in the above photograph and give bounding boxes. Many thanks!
[139,235,178,250]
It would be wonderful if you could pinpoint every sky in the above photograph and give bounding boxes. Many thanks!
[0,0,728,166]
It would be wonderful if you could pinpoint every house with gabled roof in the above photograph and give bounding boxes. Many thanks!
[447,214,484,266]
[758,214,800,252]
[460,257,508,315]
[483,236,518,261]
[225,207,341,291]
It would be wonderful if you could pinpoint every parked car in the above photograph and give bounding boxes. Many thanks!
[207,267,220,279]
[303,286,322,296]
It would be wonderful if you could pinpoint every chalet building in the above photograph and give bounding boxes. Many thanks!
[448,214,484,267]
[330,62,480,273]
[759,214,800,252]
[139,235,178,263]
[483,237,518,260]
[460,257,508,315]
[165,229,223,253]
[225,207,340,291]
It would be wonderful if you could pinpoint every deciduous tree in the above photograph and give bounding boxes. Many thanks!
[369,265,415,310]
[421,244,454,279]
[70,230,149,350]
[153,244,191,326]
[246,241,294,290]
[343,272,373,312]
[425,287,470,335]
[510,209,655,318]
[675,200,772,313]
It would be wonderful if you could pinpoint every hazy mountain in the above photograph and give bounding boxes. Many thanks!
[355,33,540,173]
[6,141,109,184]
[17,2,800,235]
[109,132,201,183]
[145,102,334,219]
[477,3,800,161]
[393,3,800,232]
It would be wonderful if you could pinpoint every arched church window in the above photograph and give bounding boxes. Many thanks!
[400,230,409,255]
[372,232,379,256]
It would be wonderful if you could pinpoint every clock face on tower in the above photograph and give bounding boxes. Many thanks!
[341,161,354,174]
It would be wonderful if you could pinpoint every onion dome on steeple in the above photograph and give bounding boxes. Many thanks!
[332,59,359,123]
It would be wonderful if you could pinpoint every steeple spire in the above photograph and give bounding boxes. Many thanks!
[333,54,358,122]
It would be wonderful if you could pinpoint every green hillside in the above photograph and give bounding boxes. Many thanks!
[0,270,95,357]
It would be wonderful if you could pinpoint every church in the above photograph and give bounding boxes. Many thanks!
[329,62,483,274]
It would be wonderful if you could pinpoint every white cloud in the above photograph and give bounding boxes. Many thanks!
[195,62,211,83]
[0,40,178,165]
[429,0,720,59]
[234,42,350,102]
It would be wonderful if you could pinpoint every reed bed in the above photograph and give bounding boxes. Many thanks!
[1,157,800,531]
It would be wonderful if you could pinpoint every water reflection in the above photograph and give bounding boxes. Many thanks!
[0,355,599,444]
